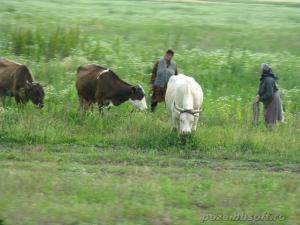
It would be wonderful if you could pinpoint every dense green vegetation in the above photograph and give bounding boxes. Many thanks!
[0,0,300,224]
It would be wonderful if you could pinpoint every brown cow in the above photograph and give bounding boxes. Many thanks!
[0,59,45,108]
[76,64,147,112]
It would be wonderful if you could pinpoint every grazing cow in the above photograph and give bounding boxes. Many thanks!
[165,74,203,134]
[76,64,147,112]
[0,59,45,108]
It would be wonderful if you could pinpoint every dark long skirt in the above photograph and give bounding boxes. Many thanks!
[264,92,284,125]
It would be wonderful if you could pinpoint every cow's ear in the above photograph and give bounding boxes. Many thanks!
[131,86,137,93]
[25,80,32,89]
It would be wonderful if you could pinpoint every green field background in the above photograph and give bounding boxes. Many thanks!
[0,0,300,224]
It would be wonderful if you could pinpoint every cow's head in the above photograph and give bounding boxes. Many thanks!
[25,81,45,108]
[174,103,200,134]
[128,85,147,111]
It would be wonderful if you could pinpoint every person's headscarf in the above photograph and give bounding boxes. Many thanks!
[260,63,278,80]
[261,63,273,75]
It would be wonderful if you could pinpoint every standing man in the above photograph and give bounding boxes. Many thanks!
[150,49,178,112]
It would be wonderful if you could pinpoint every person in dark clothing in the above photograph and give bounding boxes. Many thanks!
[150,49,178,112]
[255,63,284,126]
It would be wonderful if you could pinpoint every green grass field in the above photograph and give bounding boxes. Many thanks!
[0,0,300,224]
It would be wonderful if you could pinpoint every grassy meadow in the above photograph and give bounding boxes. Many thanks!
[0,0,300,224]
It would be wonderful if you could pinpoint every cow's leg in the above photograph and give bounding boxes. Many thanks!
[98,104,102,114]
[90,102,94,112]
[79,97,92,115]
[14,95,25,110]
[79,99,91,113]
[84,101,92,111]
[15,95,21,104]
[95,90,106,115]
[1,96,6,107]
[192,116,199,132]
[79,96,85,114]
[171,112,178,132]
[97,102,106,115]
[98,103,103,114]
[151,90,158,113]
[99,102,112,115]
[15,95,23,106]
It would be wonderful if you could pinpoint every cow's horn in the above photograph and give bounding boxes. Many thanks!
[191,109,202,114]
[174,102,184,112]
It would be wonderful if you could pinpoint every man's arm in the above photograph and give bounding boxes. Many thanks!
[150,61,159,85]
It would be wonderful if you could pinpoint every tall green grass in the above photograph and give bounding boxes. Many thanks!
[1,26,80,61]
[0,0,300,163]
[1,1,300,224]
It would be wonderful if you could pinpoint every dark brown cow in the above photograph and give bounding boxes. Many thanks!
[0,59,45,108]
[76,64,147,112]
